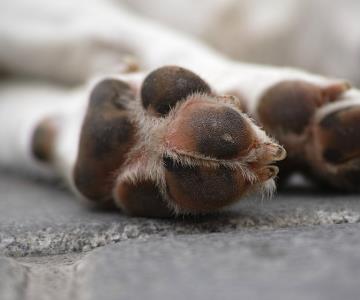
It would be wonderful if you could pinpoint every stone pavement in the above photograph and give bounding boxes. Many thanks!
[1,172,360,299]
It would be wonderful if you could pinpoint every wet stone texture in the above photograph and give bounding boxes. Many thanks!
[1,171,360,300]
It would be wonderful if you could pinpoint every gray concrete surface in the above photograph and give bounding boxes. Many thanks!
[0,257,27,300]
[1,172,360,299]
[78,225,360,300]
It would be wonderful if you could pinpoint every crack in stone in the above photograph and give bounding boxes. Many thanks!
[13,254,85,300]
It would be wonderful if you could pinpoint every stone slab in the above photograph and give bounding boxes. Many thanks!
[77,224,360,300]
[1,172,359,256]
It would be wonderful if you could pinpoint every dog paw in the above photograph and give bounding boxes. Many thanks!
[74,66,286,216]
[256,78,360,190]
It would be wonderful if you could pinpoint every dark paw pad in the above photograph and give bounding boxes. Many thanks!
[115,180,171,217]
[31,118,57,162]
[89,79,134,110]
[74,79,137,202]
[163,156,247,212]
[258,81,323,136]
[319,106,360,165]
[166,101,253,159]
[141,66,211,116]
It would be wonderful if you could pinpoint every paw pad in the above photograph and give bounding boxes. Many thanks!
[258,81,322,136]
[166,100,254,159]
[141,66,211,116]
[319,106,360,165]
[163,156,247,212]
[73,79,137,203]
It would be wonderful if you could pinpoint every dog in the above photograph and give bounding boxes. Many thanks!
[0,0,359,217]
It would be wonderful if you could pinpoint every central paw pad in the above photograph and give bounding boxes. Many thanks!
[165,99,254,160]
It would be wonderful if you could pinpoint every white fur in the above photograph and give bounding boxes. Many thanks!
[0,81,83,178]
[122,0,360,84]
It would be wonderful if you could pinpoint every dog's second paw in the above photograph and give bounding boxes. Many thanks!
[255,78,360,191]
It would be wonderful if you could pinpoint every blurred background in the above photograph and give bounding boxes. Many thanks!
[1,0,359,85]
[123,0,360,85]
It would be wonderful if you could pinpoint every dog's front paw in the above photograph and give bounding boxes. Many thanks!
[74,66,286,217]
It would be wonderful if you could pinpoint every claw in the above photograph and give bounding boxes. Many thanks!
[272,144,287,161]
[256,165,279,182]
[262,142,287,162]
[277,147,287,161]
